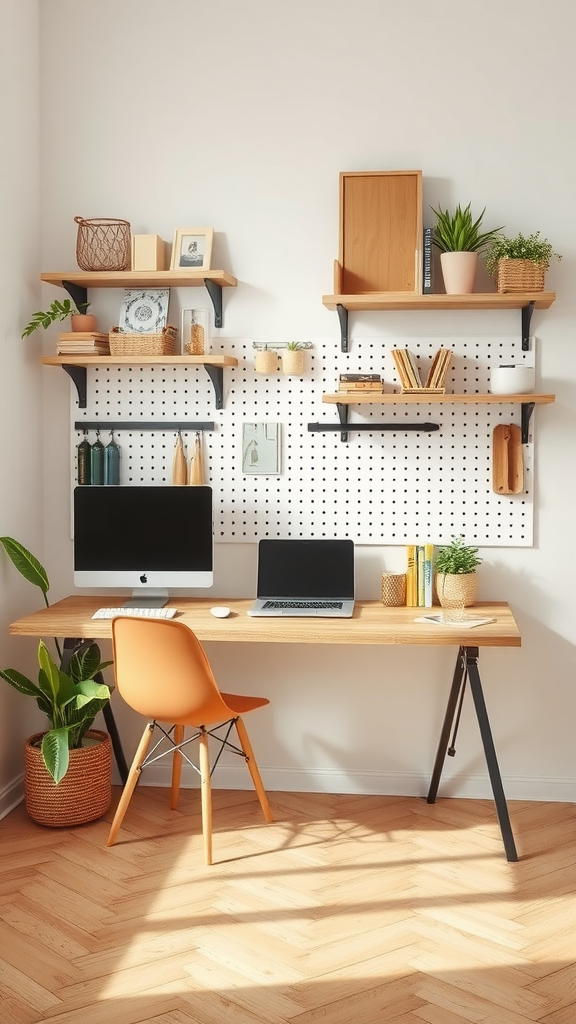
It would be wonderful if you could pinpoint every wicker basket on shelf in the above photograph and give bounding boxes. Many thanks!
[496,258,545,294]
[109,325,178,356]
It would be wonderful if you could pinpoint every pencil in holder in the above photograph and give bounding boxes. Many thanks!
[381,572,407,607]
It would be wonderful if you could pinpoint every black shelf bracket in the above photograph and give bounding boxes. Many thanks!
[204,279,223,328]
[203,364,224,409]
[62,279,89,312]
[63,365,87,408]
[521,301,535,351]
[337,304,349,352]
[521,401,535,443]
[74,421,214,432]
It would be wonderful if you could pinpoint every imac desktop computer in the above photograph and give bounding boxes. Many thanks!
[73,485,213,607]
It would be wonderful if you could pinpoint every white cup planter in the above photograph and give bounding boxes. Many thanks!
[490,365,536,395]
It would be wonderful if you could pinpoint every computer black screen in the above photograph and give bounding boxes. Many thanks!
[256,539,354,599]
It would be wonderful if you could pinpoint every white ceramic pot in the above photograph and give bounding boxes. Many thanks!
[490,365,536,395]
[440,251,478,295]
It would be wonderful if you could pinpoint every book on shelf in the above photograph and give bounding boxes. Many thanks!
[423,543,434,607]
[406,544,417,606]
[339,373,381,382]
[417,545,425,606]
[57,343,110,355]
[391,347,452,392]
[422,227,434,294]
[338,382,384,393]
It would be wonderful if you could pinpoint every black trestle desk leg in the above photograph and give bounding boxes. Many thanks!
[465,647,518,862]
[427,646,467,804]
[62,638,129,785]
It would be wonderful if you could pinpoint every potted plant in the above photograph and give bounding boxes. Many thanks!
[21,297,96,338]
[485,231,561,293]
[435,535,482,613]
[281,341,305,376]
[431,202,503,295]
[0,536,113,826]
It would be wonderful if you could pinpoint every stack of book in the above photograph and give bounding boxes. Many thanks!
[57,332,110,356]
[338,373,383,394]
[391,348,452,393]
[406,543,434,607]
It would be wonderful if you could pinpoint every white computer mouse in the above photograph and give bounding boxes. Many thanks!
[210,606,231,618]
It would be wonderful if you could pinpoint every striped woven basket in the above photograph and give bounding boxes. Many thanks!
[24,729,112,827]
[496,258,545,294]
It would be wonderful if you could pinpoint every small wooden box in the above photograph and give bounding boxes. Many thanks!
[337,170,423,294]
[131,234,167,271]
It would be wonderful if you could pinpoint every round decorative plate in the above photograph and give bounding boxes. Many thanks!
[120,289,169,333]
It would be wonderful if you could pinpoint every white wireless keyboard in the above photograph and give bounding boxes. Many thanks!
[92,607,177,620]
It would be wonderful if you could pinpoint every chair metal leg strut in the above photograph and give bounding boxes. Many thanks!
[427,645,518,863]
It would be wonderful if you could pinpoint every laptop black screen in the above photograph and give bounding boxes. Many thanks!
[257,539,355,599]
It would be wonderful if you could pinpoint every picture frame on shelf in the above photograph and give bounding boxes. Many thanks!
[170,227,214,271]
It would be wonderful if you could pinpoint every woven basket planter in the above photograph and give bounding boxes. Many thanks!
[24,729,112,827]
[435,572,478,610]
[109,325,178,356]
[496,258,545,294]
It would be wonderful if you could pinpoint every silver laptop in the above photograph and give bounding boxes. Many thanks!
[248,539,355,617]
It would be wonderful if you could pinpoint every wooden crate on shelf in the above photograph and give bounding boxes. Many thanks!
[336,170,423,295]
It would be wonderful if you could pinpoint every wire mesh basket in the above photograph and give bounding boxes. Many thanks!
[75,216,132,271]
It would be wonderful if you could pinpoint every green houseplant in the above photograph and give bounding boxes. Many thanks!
[435,535,482,613]
[485,231,561,293]
[281,341,305,375]
[0,537,113,825]
[431,203,504,295]
[22,297,94,338]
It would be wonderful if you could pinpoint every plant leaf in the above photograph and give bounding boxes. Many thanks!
[41,728,71,784]
[0,537,49,595]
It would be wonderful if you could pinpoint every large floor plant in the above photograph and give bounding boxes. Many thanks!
[0,537,112,783]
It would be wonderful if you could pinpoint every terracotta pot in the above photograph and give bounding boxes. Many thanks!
[281,349,305,375]
[70,313,97,333]
[24,729,112,827]
[440,252,478,295]
[435,572,478,610]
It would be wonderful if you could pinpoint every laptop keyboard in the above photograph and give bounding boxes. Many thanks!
[263,600,343,610]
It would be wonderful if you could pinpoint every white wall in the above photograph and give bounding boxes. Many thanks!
[3,0,573,804]
[0,0,45,815]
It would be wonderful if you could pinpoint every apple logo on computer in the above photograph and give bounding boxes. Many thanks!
[140,574,147,583]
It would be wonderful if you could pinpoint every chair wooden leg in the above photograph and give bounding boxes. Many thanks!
[235,716,274,823]
[106,723,154,847]
[170,724,184,810]
[198,728,212,865]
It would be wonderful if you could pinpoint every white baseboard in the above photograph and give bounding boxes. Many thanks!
[0,775,24,819]
[135,764,576,803]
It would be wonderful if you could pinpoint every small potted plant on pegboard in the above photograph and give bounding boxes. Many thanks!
[281,342,305,376]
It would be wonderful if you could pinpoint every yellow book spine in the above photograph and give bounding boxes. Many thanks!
[417,545,425,606]
[406,545,417,606]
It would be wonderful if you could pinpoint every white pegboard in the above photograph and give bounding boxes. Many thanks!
[70,335,538,546]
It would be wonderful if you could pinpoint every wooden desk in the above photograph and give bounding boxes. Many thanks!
[10,597,521,861]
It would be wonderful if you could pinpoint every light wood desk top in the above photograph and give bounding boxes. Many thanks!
[10,597,521,648]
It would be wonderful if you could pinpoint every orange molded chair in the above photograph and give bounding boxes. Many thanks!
[106,616,273,864]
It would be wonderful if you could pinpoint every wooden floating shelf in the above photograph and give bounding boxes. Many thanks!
[322,393,555,406]
[42,355,238,411]
[41,269,237,289]
[322,291,556,312]
[42,355,238,368]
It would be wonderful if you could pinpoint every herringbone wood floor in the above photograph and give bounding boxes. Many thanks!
[1,788,575,1024]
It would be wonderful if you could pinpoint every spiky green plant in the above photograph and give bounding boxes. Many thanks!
[431,203,503,254]
[435,535,482,575]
